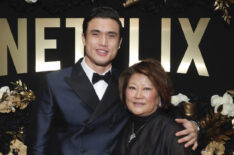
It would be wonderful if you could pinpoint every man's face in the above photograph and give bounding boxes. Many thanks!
[82,18,122,72]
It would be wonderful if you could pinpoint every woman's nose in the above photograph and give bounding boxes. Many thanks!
[135,89,143,98]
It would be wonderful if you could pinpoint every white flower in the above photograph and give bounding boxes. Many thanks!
[211,95,223,113]
[223,92,233,104]
[222,103,232,115]
[0,86,10,100]
[227,104,234,117]
[25,0,38,4]
[171,93,190,106]
[211,95,222,107]
[211,92,234,117]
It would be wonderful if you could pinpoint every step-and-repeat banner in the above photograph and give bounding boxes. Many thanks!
[0,0,233,97]
[0,0,233,154]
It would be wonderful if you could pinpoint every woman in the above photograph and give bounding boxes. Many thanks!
[112,59,194,155]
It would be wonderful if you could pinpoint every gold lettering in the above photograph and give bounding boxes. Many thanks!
[0,18,27,76]
[35,18,60,72]
[120,18,125,27]
[177,18,210,76]
[161,18,171,72]
[66,18,84,63]
[129,18,139,66]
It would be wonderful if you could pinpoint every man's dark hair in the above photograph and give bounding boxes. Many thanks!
[83,6,123,39]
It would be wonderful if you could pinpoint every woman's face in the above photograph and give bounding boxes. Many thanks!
[125,73,160,117]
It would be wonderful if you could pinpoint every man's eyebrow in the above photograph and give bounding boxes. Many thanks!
[108,31,118,35]
[90,29,118,35]
[90,29,100,33]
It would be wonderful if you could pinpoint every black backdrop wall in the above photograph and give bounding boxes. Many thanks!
[0,0,233,98]
[0,0,234,154]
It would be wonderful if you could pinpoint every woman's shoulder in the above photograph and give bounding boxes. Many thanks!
[150,110,184,131]
[151,110,174,123]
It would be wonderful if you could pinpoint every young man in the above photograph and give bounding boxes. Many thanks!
[27,7,198,155]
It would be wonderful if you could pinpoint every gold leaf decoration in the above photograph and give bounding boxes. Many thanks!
[201,141,225,155]
[0,80,35,113]
[8,139,27,155]
[123,0,141,7]
[214,0,232,24]
[228,0,234,3]
[227,90,234,96]
[199,108,234,143]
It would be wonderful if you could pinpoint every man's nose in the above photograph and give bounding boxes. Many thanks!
[99,35,108,46]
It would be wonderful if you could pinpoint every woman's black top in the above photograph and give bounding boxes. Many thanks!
[112,109,195,155]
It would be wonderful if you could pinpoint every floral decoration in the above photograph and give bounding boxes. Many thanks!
[122,0,234,24]
[0,80,35,155]
[4,0,234,24]
[0,80,35,113]
[200,92,234,155]
[201,141,225,155]
[169,93,200,121]
[0,87,10,101]
[123,0,141,7]
[25,0,38,4]
[170,92,234,155]
[211,92,234,117]
[213,0,232,24]
[8,139,27,155]
[171,93,190,106]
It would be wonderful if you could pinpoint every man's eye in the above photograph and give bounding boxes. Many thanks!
[91,32,99,36]
[128,86,135,90]
[109,34,116,38]
[108,33,117,38]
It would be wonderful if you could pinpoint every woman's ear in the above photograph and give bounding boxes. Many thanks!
[158,96,162,107]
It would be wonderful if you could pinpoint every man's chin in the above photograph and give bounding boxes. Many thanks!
[95,60,112,67]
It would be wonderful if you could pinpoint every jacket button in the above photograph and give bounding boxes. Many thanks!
[80,148,86,153]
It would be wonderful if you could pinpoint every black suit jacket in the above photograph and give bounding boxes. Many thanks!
[27,59,129,155]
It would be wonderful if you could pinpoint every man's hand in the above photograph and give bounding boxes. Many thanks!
[175,118,198,151]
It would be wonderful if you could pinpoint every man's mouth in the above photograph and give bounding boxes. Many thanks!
[96,49,108,56]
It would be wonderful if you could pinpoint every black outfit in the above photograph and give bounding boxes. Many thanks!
[112,109,195,155]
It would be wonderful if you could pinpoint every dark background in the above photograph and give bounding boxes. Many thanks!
[0,0,233,99]
[0,0,234,154]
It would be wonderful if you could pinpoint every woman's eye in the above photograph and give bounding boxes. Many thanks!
[144,87,151,91]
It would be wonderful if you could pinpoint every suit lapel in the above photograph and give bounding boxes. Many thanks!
[65,59,99,112]
[66,59,121,124]
[87,69,120,124]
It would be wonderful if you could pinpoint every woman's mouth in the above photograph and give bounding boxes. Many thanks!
[133,102,145,107]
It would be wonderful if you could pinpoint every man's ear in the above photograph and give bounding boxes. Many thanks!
[82,33,86,46]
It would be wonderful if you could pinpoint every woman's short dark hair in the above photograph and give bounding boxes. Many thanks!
[83,6,123,39]
[119,58,173,109]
